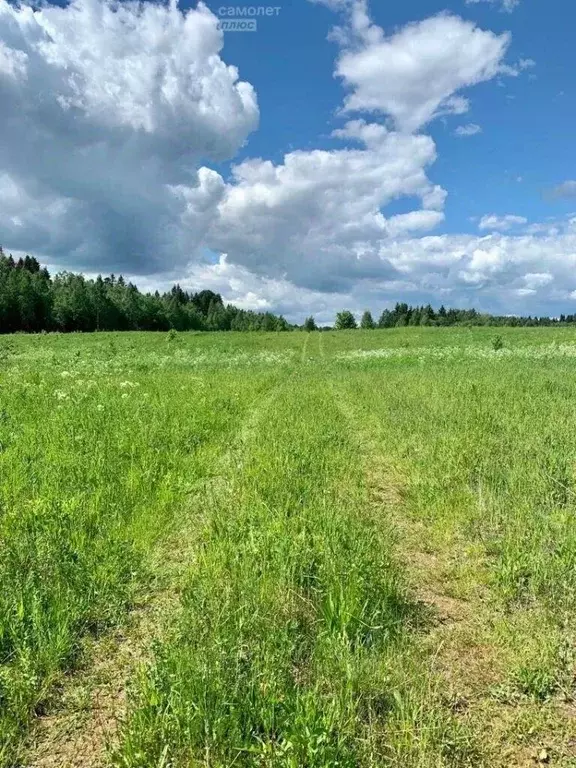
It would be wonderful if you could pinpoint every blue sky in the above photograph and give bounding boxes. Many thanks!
[1,0,575,321]
[211,0,573,230]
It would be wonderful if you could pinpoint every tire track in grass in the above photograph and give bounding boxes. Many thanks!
[334,381,481,642]
[25,518,198,768]
[112,370,477,768]
[330,379,486,767]
[300,331,310,363]
[333,377,576,768]
[318,330,325,360]
[24,372,288,768]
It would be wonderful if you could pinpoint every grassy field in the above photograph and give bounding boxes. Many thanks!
[2,327,576,766]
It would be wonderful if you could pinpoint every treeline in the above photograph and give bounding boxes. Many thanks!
[374,303,571,328]
[3,248,574,335]
[0,250,291,333]
[310,303,575,331]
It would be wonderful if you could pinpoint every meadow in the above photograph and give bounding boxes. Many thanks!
[2,327,576,766]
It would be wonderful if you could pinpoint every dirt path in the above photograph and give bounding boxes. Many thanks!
[300,330,310,362]
[24,371,290,768]
[335,385,576,768]
[24,469,210,768]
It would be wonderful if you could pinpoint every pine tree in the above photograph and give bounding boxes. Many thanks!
[378,309,393,328]
[360,310,375,329]
[303,316,317,332]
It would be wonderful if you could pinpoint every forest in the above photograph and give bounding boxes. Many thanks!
[0,250,291,334]
[2,248,576,334]
[326,305,576,330]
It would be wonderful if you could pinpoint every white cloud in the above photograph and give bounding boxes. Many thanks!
[499,57,535,77]
[386,210,445,237]
[523,272,553,290]
[0,0,257,148]
[387,226,576,297]
[478,214,528,232]
[328,7,512,132]
[454,123,482,137]
[205,120,445,291]
[124,222,576,321]
[550,181,576,199]
[4,0,562,322]
[466,0,521,13]
[0,39,27,79]
[0,0,257,273]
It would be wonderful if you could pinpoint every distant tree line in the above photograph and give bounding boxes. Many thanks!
[321,303,576,331]
[3,248,575,335]
[0,249,292,334]
[373,303,571,328]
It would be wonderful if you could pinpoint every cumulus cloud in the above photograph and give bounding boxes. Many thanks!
[372,221,576,308]
[0,0,257,272]
[522,272,553,290]
[205,120,445,291]
[385,222,576,297]
[188,1,528,297]
[4,0,563,321]
[478,214,528,232]
[124,220,576,322]
[454,123,482,137]
[322,4,512,132]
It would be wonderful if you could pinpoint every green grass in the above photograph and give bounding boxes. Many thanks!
[114,372,470,767]
[0,332,284,764]
[3,328,576,765]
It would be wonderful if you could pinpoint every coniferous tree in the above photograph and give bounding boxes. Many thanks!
[303,316,317,332]
[378,309,393,328]
[360,310,375,329]
[0,250,294,334]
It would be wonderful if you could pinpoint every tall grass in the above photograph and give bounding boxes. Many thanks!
[337,353,576,707]
[115,374,473,767]
[4,327,576,765]
[0,333,282,765]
